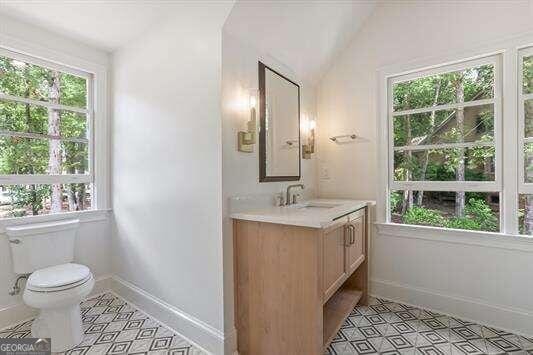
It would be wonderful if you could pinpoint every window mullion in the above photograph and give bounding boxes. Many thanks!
[0,174,91,185]
[0,130,89,144]
[0,92,89,115]
[392,98,495,117]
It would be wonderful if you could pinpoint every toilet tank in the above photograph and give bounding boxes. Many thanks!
[6,219,80,274]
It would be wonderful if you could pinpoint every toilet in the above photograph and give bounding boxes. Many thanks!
[6,219,94,352]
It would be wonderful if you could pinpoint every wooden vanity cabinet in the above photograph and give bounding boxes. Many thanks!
[345,209,365,276]
[322,219,348,301]
[233,207,369,355]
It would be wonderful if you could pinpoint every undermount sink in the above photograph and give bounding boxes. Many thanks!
[294,202,342,210]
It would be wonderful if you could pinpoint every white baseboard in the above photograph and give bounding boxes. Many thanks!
[110,275,230,355]
[371,278,533,337]
[0,274,112,331]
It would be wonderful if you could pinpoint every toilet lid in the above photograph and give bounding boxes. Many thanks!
[27,263,91,289]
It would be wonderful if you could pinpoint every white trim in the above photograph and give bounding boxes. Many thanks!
[393,141,493,152]
[390,181,499,192]
[0,25,110,212]
[0,209,110,233]
[0,46,91,79]
[389,54,499,85]
[370,278,533,338]
[0,92,89,114]
[0,174,91,185]
[376,222,533,252]
[378,32,533,236]
[387,54,502,207]
[518,47,533,206]
[523,93,533,101]
[110,275,227,355]
[392,98,494,117]
[0,130,88,144]
[0,274,112,331]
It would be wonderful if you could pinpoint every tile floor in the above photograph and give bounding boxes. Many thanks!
[326,297,533,355]
[0,292,206,355]
[2,293,531,354]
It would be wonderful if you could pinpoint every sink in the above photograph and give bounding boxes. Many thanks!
[295,202,341,210]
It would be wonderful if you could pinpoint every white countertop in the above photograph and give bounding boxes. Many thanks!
[230,199,374,228]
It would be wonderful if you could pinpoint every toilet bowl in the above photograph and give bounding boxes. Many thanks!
[23,263,94,352]
[6,219,94,352]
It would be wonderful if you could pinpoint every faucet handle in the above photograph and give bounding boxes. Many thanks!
[292,193,301,205]
[275,193,285,206]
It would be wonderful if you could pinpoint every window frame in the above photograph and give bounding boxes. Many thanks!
[0,47,94,187]
[377,33,533,240]
[388,55,502,195]
[518,46,533,194]
[0,33,109,221]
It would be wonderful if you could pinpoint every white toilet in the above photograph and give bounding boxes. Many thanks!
[6,219,94,352]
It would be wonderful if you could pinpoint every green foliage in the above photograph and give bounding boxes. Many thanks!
[464,198,498,231]
[401,198,498,232]
[403,206,446,227]
[390,191,402,212]
[524,55,533,94]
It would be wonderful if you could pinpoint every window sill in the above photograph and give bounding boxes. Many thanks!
[375,222,533,252]
[0,209,111,233]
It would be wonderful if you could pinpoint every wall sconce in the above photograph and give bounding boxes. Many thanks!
[301,115,316,159]
[238,91,258,153]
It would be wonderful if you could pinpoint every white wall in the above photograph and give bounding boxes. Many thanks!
[221,31,318,351]
[112,3,234,353]
[317,0,533,335]
[0,14,112,329]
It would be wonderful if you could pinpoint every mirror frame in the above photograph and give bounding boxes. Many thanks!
[258,61,301,182]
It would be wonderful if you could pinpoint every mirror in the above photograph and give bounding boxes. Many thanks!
[258,62,301,182]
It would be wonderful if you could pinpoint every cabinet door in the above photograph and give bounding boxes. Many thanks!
[345,213,365,275]
[322,220,347,301]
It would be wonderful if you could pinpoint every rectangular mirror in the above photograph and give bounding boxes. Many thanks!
[259,62,301,182]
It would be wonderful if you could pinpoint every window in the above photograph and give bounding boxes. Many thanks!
[0,49,93,218]
[518,46,533,234]
[388,56,501,232]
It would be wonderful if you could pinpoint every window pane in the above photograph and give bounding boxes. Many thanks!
[393,104,493,146]
[524,55,533,94]
[394,146,495,182]
[525,99,533,138]
[390,190,499,232]
[0,183,91,218]
[62,141,89,174]
[0,137,88,175]
[393,64,494,112]
[0,55,87,108]
[0,100,87,139]
[59,110,87,139]
[524,143,533,183]
[0,137,49,174]
[519,194,533,235]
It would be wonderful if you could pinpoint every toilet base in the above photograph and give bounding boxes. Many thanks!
[31,304,84,352]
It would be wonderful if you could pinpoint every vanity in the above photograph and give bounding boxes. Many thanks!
[232,199,371,355]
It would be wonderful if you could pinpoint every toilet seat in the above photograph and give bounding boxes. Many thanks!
[27,263,92,292]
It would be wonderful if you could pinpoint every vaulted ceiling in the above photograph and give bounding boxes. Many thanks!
[0,0,235,51]
[0,0,376,83]
[224,0,377,84]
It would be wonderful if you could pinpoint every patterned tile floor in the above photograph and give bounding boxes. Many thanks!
[0,292,206,355]
[326,297,533,355]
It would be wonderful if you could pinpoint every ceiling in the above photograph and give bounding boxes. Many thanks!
[224,0,377,84]
[0,0,235,52]
[0,0,377,83]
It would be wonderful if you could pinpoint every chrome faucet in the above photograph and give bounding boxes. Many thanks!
[286,184,304,205]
